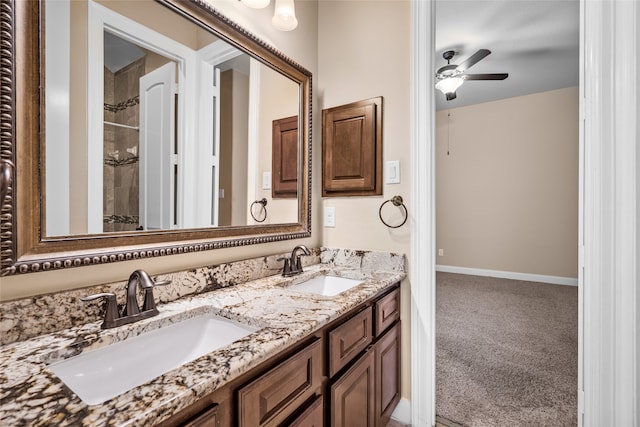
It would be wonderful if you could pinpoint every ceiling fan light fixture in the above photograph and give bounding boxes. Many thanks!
[272,0,298,31]
[436,77,464,98]
[241,0,270,9]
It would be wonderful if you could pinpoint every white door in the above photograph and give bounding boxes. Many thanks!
[139,62,176,231]
[198,61,221,226]
[196,41,241,227]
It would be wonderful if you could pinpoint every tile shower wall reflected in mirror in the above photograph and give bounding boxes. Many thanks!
[102,32,176,232]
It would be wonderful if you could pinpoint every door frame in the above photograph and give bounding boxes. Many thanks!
[410,0,638,426]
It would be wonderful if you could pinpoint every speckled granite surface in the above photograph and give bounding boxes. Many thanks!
[0,248,322,346]
[0,248,405,426]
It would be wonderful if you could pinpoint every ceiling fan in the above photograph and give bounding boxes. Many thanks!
[435,49,508,101]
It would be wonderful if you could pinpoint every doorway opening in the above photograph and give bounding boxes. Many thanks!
[431,1,580,426]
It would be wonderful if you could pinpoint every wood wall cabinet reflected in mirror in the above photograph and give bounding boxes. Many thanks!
[322,97,382,197]
[272,116,298,199]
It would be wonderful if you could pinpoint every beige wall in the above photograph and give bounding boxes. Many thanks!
[318,0,412,399]
[218,68,252,227]
[231,70,250,226]
[0,0,319,301]
[252,64,299,224]
[69,0,88,234]
[436,86,579,278]
[219,70,234,226]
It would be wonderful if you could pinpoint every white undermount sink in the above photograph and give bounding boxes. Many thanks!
[48,314,258,405]
[287,275,364,296]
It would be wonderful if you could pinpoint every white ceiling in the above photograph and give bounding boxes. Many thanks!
[435,0,579,110]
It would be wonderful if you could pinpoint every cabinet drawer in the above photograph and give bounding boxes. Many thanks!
[183,404,219,427]
[237,339,323,427]
[287,395,324,426]
[329,308,373,377]
[375,287,400,336]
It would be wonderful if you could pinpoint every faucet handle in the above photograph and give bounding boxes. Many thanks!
[152,279,171,287]
[291,245,311,272]
[81,293,119,329]
[277,257,292,276]
[141,277,171,312]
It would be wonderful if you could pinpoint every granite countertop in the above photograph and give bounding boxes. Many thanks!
[0,264,404,426]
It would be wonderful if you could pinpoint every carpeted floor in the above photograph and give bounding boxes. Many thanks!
[436,272,578,427]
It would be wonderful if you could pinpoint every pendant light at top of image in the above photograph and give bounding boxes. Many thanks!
[240,0,270,9]
[239,0,298,31]
[272,0,298,31]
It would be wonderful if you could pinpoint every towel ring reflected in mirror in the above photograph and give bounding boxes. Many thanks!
[379,195,408,228]
[250,198,268,223]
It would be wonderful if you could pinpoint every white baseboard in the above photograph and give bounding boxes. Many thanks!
[391,397,411,425]
[435,265,578,286]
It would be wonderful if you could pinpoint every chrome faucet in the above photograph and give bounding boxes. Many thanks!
[82,269,171,329]
[279,245,311,277]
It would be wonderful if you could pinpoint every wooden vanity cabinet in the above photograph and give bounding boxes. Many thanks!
[287,395,324,426]
[156,337,323,427]
[182,405,220,427]
[328,286,401,427]
[237,338,323,426]
[157,284,400,427]
[374,321,401,426]
[328,307,373,377]
[330,348,376,427]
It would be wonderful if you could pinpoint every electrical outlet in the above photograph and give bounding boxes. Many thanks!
[438,248,444,257]
[324,207,336,227]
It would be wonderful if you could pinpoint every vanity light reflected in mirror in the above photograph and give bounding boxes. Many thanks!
[1,0,311,275]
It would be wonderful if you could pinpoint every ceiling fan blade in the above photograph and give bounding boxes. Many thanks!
[456,49,491,72]
[463,73,509,80]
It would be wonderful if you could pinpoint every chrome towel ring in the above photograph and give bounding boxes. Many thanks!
[379,195,408,228]
[250,198,268,223]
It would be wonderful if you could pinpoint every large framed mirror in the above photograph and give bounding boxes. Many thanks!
[0,0,311,275]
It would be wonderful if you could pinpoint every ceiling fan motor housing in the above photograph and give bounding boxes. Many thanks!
[442,50,455,62]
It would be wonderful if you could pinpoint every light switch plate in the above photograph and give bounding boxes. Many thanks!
[324,207,336,227]
[262,172,272,190]
[385,160,400,184]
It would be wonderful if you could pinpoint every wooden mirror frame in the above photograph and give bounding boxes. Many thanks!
[0,0,312,276]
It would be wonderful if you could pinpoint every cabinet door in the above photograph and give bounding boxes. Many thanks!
[237,339,323,427]
[330,350,375,427]
[272,115,298,198]
[375,322,401,427]
[322,97,382,197]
